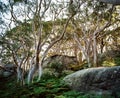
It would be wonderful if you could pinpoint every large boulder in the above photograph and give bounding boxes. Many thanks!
[0,63,16,78]
[63,66,120,94]
[3,71,12,77]
[0,68,4,77]
[42,55,78,77]
[43,55,78,70]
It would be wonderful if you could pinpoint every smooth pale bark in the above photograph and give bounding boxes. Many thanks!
[17,66,24,85]
[100,0,120,5]
[93,34,97,67]
[74,34,91,67]
[37,14,75,81]
[27,64,38,83]
[27,0,51,84]
[37,64,42,81]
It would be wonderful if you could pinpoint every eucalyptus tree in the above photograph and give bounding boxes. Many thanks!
[0,0,35,84]
[0,22,33,85]
[68,0,117,67]
[1,0,119,85]
[29,0,75,83]
[1,0,75,84]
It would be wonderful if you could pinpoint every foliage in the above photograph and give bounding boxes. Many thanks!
[96,50,120,67]
[0,0,120,92]
[0,73,119,98]
[114,57,120,66]
[50,61,63,71]
[102,57,120,67]
[102,60,116,67]
[50,61,63,72]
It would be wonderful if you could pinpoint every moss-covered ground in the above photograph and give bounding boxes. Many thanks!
[0,73,117,98]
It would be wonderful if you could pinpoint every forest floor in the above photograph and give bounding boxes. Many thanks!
[0,73,116,98]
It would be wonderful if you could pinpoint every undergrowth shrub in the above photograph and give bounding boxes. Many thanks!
[50,61,63,72]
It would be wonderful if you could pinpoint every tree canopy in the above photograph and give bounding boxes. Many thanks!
[0,0,120,85]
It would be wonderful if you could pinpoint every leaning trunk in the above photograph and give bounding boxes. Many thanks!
[17,66,24,86]
[27,64,38,84]
[37,15,74,81]
[28,36,40,84]
[74,34,92,67]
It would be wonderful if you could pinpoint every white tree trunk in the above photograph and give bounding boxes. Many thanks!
[37,64,42,81]
[93,34,97,67]
[17,66,24,85]
[27,65,38,84]
[37,15,74,81]
[87,57,91,68]
[74,34,91,67]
